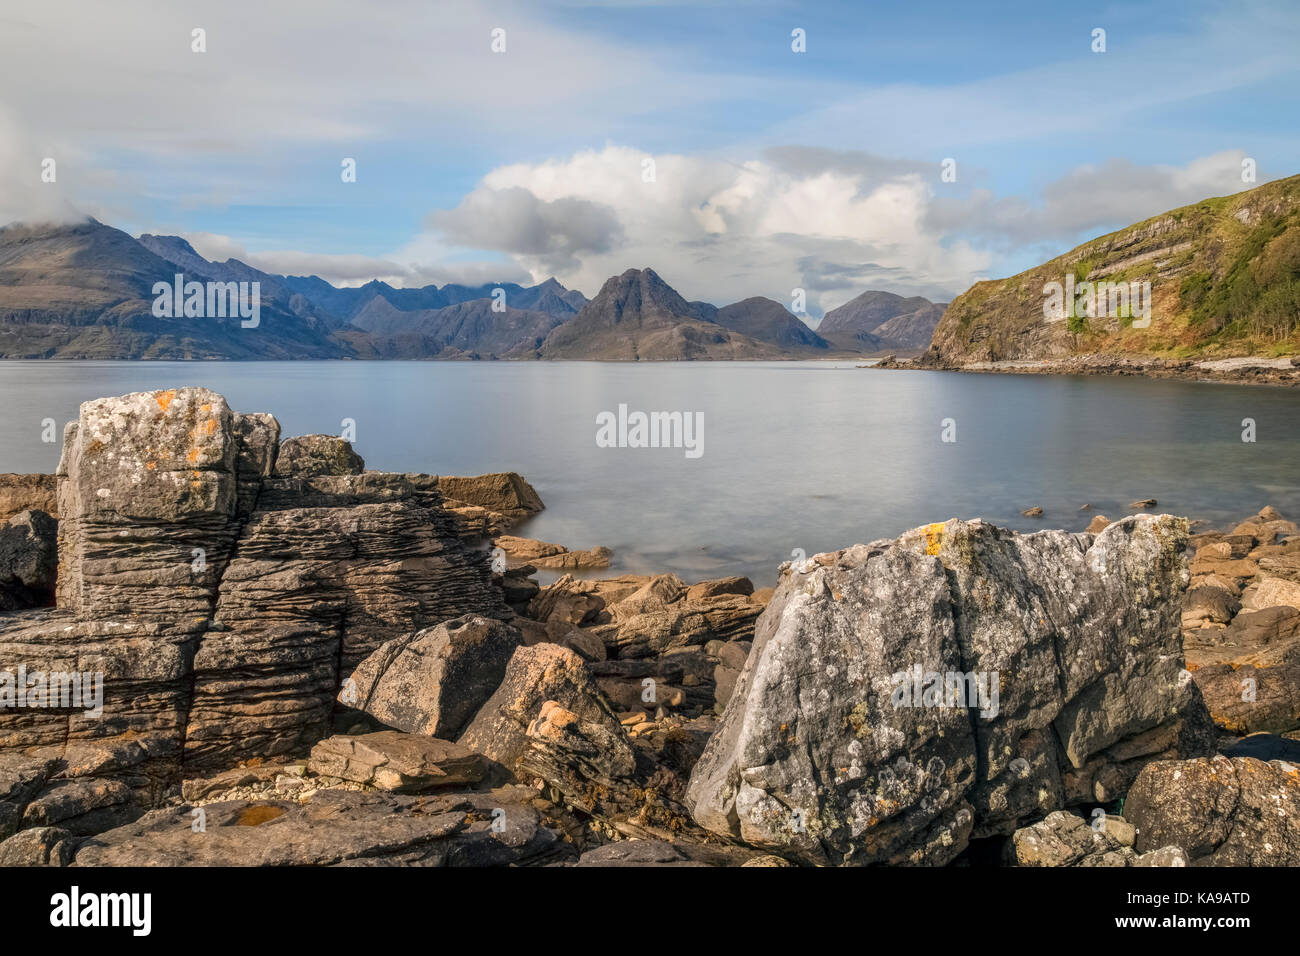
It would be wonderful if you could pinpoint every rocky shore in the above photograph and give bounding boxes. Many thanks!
[871,352,1300,388]
[1,387,1297,867]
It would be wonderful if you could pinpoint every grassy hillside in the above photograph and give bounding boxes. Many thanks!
[928,174,1300,364]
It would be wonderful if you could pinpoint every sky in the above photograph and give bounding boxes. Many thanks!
[1,0,1298,316]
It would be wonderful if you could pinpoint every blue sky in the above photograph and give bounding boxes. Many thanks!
[2,0,1298,314]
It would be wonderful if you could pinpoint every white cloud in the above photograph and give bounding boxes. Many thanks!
[181,231,531,288]
[415,145,990,311]
[925,151,1256,247]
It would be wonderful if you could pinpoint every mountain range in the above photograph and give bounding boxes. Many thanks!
[0,219,940,361]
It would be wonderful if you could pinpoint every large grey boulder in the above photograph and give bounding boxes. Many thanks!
[685,515,1213,865]
[342,615,520,739]
[1124,755,1300,865]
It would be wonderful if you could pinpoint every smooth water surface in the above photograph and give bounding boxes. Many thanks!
[2,360,1298,586]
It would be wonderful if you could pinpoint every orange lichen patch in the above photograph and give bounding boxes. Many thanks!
[925,523,945,556]
[187,448,200,464]
[200,403,212,414]
[145,461,156,471]
[154,390,176,412]
[235,805,285,826]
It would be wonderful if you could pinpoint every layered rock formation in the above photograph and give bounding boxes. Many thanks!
[0,388,507,818]
[685,515,1214,865]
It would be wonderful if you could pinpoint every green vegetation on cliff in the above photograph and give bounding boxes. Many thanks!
[928,174,1300,364]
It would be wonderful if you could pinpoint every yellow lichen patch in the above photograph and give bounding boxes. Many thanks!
[924,522,945,556]
[235,805,286,826]
[154,389,176,412]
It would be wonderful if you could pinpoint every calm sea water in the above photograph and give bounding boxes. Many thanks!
[2,360,1298,586]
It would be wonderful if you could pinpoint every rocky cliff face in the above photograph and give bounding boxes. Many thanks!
[926,174,1300,364]
[685,515,1215,865]
[0,388,508,803]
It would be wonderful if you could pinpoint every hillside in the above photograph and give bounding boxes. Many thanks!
[927,174,1300,364]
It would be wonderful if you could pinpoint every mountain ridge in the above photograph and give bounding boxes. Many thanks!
[0,219,919,361]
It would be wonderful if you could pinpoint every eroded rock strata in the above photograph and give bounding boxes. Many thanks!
[1,388,507,824]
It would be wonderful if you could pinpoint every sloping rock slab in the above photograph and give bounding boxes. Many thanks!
[308,731,486,791]
[72,788,574,866]
[343,615,519,739]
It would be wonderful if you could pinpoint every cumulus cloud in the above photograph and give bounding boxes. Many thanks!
[428,187,623,272]
[405,145,1272,313]
[181,231,532,289]
[418,145,990,313]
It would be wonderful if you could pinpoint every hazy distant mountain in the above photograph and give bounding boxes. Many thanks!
[714,296,829,350]
[139,233,347,330]
[441,277,586,315]
[818,290,947,352]
[0,218,926,361]
[540,268,792,360]
[345,295,566,359]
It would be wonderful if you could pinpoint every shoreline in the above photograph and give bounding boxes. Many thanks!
[869,353,1300,388]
